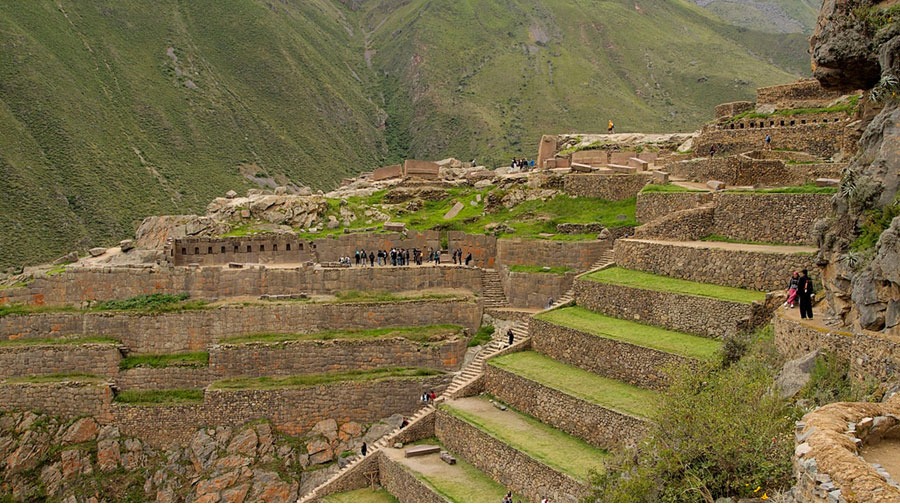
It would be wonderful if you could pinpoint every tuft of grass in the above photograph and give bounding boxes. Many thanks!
[0,304,78,318]
[536,307,721,360]
[6,373,102,384]
[114,389,204,406]
[507,264,573,275]
[221,325,462,345]
[490,351,660,418]
[468,325,494,347]
[585,267,766,304]
[91,293,207,313]
[322,488,398,503]
[210,367,442,390]
[640,184,705,193]
[119,351,209,370]
[0,335,119,347]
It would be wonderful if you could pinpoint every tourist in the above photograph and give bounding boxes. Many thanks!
[608,119,614,134]
[798,269,815,319]
[354,249,360,266]
[785,271,800,308]
[361,442,367,457]
[529,159,535,169]
[422,391,429,403]
[369,251,375,267]
[465,252,472,266]
[765,133,772,150]
[709,144,717,158]
[502,491,512,503]
[507,328,514,346]
[429,390,436,401]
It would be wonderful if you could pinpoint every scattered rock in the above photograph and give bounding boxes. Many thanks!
[52,252,79,265]
[776,350,820,398]
[706,180,726,191]
[62,418,99,445]
[88,247,107,257]
[227,428,258,457]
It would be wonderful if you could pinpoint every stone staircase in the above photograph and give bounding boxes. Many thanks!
[480,268,509,308]
[546,249,616,310]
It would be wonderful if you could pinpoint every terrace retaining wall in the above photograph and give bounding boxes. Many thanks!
[0,344,121,379]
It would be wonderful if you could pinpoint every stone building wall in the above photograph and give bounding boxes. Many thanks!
[0,300,482,353]
[378,453,446,503]
[210,337,468,378]
[633,207,715,241]
[773,313,900,386]
[665,155,842,187]
[448,232,497,269]
[563,174,651,200]
[502,272,576,309]
[755,79,844,108]
[574,277,771,339]
[715,101,754,119]
[0,381,114,422]
[636,192,712,223]
[614,238,816,291]
[497,239,608,270]
[713,193,831,245]
[115,367,214,391]
[484,365,650,449]
[170,236,316,266]
[0,265,483,307]
[113,375,452,447]
[434,410,591,502]
[0,344,121,379]
[530,318,691,390]
[692,123,848,158]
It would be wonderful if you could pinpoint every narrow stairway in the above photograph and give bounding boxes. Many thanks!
[480,268,509,308]
[548,249,616,310]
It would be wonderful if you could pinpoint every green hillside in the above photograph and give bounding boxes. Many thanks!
[693,0,820,34]
[0,0,808,269]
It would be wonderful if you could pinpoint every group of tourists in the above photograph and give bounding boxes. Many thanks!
[785,269,815,319]
[450,248,473,266]
[510,158,535,171]
[339,247,475,267]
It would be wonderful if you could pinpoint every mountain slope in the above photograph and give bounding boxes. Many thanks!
[359,0,803,166]
[692,0,820,34]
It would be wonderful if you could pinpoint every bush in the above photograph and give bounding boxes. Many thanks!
[592,327,794,502]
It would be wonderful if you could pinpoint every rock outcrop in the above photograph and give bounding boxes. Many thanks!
[812,0,900,334]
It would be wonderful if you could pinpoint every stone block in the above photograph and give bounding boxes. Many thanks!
[119,240,134,252]
[815,178,840,187]
[628,158,649,171]
[544,159,557,169]
[225,190,238,199]
[372,165,403,181]
[443,202,465,220]
[707,180,726,191]
[651,171,669,184]
[570,163,593,173]
[89,247,107,257]
[608,164,636,174]
[555,158,571,168]
[383,222,407,233]
[440,451,457,465]
[610,151,637,165]
[405,445,440,458]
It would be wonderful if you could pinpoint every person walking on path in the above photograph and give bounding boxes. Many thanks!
[785,271,800,308]
[361,442,367,457]
[765,133,772,150]
[608,119,615,134]
[798,269,815,319]
[507,328,514,346]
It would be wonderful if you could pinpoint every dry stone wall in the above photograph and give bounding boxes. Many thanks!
[636,192,712,223]
[693,123,847,159]
[434,409,590,502]
[713,193,831,245]
[211,337,467,378]
[0,381,113,422]
[497,239,607,270]
[755,79,844,108]
[502,272,575,309]
[0,300,481,353]
[484,365,650,449]
[113,375,452,447]
[378,453,446,503]
[666,155,842,187]
[170,236,316,266]
[448,232,497,269]
[614,239,816,291]
[574,277,771,339]
[115,367,213,391]
[773,313,900,386]
[530,318,691,390]
[0,265,483,307]
[563,174,651,200]
[0,344,121,379]
[633,206,715,241]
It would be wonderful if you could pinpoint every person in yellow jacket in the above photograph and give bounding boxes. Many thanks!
[608,119,615,133]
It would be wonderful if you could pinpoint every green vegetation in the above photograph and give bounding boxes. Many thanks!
[211,367,442,390]
[220,325,462,345]
[119,352,209,370]
[332,290,460,303]
[640,184,705,193]
[536,307,721,360]
[585,267,767,304]
[0,304,77,318]
[468,325,494,348]
[490,351,660,418]
[730,95,861,121]
[593,326,795,502]
[726,184,837,194]
[798,352,876,405]
[851,198,900,252]
[507,265,573,275]
[113,389,204,406]
[411,447,516,502]
[6,373,102,384]
[92,293,207,313]
[0,335,118,347]
[322,488,398,503]
[442,398,607,481]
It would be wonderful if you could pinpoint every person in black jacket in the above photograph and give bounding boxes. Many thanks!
[798,269,815,319]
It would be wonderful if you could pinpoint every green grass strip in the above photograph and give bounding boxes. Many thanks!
[490,351,660,418]
[640,184,705,193]
[210,367,442,390]
[119,351,209,370]
[322,488,398,503]
[584,267,766,304]
[415,453,514,502]
[0,335,118,347]
[0,304,78,318]
[724,184,836,194]
[221,325,462,345]
[507,265,573,275]
[536,307,720,360]
[441,398,606,481]
[114,389,204,406]
[91,293,208,313]
[5,373,103,384]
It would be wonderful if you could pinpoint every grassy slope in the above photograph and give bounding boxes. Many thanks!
[585,266,767,303]
[360,0,803,165]
[695,0,819,34]
[0,0,384,269]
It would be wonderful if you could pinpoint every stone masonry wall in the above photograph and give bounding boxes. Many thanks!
[574,277,771,339]
[502,272,575,309]
[636,192,712,223]
[0,265,483,307]
[0,300,481,353]
[434,409,590,502]
[0,381,114,422]
[171,236,316,266]
[563,174,651,200]
[773,313,900,386]
[755,79,844,108]
[0,344,121,380]
[115,367,214,391]
[614,238,816,291]
[484,365,650,449]
[114,375,452,447]
[210,337,468,378]
[530,318,692,390]
[666,155,842,187]
[378,453,446,503]
[497,239,608,270]
[713,193,831,245]
[693,123,847,159]
[633,206,715,241]
[448,232,497,269]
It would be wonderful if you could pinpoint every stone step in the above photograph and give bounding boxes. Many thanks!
[485,351,655,449]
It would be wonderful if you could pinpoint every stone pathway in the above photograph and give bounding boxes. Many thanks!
[624,238,817,255]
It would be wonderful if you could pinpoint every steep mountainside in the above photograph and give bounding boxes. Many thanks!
[692,0,820,34]
[0,0,808,269]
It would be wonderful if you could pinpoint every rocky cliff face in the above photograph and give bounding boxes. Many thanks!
[812,0,900,333]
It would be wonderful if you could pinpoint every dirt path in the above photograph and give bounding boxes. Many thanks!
[382,446,508,502]
[624,238,818,255]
